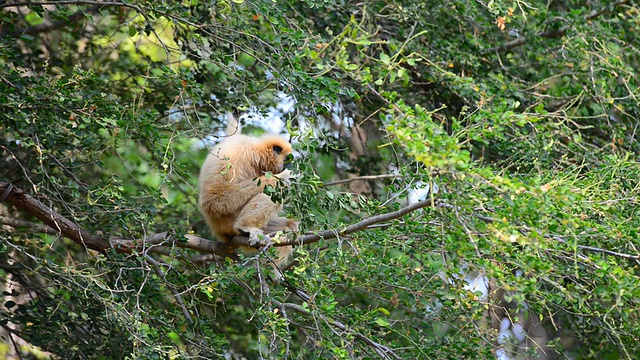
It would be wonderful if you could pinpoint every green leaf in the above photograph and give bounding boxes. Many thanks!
[379,53,390,65]
[19,34,34,41]
[376,307,390,315]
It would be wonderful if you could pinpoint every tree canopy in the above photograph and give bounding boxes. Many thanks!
[1,0,639,359]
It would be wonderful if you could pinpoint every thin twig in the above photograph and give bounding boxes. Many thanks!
[251,198,438,247]
[322,174,398,187]
[144,254,193,324]
[551,236,640,260]
[272,300,401,360]
[0,216,59,235]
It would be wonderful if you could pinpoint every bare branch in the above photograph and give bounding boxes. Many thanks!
[111,232,237,260]
[0,1,140,10]
[550,236,640,260]
[0,180,437,264]
[487,26,571,53]
[0,182,233,258]
[0,182,108,252]
[585,0,631,21]
[476,211,639,260]
[6,180,633,265]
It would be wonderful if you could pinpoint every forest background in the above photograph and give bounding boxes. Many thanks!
[1,0,639,359]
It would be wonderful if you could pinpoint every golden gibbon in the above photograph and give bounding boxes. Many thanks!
[198,114,297,269]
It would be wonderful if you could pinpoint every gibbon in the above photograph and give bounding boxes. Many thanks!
[198,114,297,269]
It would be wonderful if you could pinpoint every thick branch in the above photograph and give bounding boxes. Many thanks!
[0,182,232,257]
[1,180,436,260]
[116,199,438,256]
[0,182,108,252]
[6,180,632,263]
[111,232,237,259]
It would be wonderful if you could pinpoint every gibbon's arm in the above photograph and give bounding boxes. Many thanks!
[200,172,285,216]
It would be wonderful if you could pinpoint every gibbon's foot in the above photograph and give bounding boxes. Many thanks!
[248,231,272,247]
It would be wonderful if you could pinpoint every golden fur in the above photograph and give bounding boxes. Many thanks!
[198,123,297,269]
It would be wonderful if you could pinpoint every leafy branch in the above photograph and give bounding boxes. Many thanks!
[3,181,636,264]
[487,0,631,54]
[273,299,401,360]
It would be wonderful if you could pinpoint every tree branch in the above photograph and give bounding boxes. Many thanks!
[111,232,237,260]
[144,254,194,324]
[0,182,232,257]
[1,181,437,263]
[550,236,640,260]
[0,0,140,10]
[244,198,438,247]
[6,181,633,265]
[0,215,59,235]
[0,182,108,252]
[3,1,147,38]
[476,211,639,261]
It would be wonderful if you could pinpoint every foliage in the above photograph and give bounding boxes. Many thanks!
[1,0,640,359]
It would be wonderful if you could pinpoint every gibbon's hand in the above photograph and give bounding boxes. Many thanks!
[275,169,293,184]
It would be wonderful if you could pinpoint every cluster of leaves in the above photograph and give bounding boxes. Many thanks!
[1,0,640,359]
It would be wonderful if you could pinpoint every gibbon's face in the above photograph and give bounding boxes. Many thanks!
[272,145,295,173]
[260,136,293,174]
